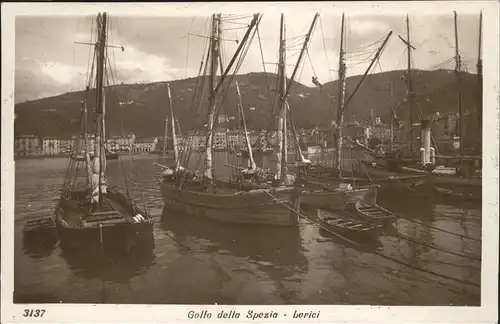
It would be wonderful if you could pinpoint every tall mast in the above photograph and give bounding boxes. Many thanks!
[236,81,256,170]
[94,12,107,202]
[83,88,92,186]
[204,14,221,181]
[476,11,482,150]
[276,13,287,182]
[162,116,169,158]
[454,11,463,162]
[405,15,414,154]
[334,13,346,179]
[275,13,318,181]
[389,81,394,151]
[167,83,180,168]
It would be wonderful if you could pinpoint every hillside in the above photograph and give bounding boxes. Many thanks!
[14,70,480,138]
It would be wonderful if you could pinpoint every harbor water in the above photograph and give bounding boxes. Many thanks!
[14,153,481,305]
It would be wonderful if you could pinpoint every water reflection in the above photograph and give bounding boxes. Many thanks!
[22,226,59,259]
[14,156,482,305]
[317,227,383,254]
[59,233,155,284]
[162,209,308,266]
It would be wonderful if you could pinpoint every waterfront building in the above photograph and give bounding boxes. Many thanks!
[42,137,61,155]
[59,138,74,153]
[14,134,41,156]
[132,138,155,153]
[213,128,228,150]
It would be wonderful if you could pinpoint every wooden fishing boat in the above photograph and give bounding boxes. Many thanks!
[160,180,302,226]
[289,14,393,207]
[355,12,483,204]
[430,165,482,201]
[158,14,303,227]
[316,208,382,239]
[354,200,396,226]
[300,182,378,210]
[55,12,154,254]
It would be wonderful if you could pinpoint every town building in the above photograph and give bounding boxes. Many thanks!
[14,135,41,157]
[213,128,228,150]
[59,138,75,153]
[132,138,155,153]
[42,137,61,155]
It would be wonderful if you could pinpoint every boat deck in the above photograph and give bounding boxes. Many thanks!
[59,191,136,228]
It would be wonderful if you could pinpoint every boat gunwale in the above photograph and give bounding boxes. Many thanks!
[317,209,381,232]
[355,200,396,220]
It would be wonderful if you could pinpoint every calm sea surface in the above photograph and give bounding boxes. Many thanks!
[14,153,481,305]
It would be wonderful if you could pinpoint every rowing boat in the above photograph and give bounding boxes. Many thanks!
[354,200,396,226]
[316,208,382,239]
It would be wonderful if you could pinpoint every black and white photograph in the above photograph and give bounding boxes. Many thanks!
[1,2,498,323]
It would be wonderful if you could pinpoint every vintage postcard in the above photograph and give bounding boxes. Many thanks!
[1,1,498,323]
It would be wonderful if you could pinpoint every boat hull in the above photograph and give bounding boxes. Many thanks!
[432,175,482,201]
[159,181,301,226]
[316,209,382,241]
[300,186,376,210]
[356,162,432,199]
[354,201,396,226]
[55,210,154,253]
[54,190,154,253]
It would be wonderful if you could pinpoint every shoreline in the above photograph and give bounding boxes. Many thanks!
[14,152,158,161]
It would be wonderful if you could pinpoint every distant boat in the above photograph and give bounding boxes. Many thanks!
[72,150,119,161]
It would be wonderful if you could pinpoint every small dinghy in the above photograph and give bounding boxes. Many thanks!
[354,201,396,226]
[23,217,59,257]
[316,208,382,240]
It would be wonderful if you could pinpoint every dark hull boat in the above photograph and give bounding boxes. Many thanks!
[55,188,154,253]
[56,12,154,255]
[432,174,482,202]
[304,162,430,201]
[300,183,378,210]
[159,178,302,226]
[356,161,432,198]
[22,218,59,258]
[316,208,382,240]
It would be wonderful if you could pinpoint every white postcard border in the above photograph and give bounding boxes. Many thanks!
[1,1,498,323]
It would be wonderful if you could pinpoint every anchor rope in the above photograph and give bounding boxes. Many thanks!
[262,189,480,288]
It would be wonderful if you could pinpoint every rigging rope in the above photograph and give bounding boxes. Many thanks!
[264,190,479,287]
[185,17,196,78]
[318,15,333,82]
[255,23,275,132]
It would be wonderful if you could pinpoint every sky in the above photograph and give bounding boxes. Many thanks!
[15,10,482,103]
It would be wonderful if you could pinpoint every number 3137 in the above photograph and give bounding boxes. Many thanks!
[23,309,45,318]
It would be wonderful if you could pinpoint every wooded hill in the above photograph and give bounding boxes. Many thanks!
[14,69,480,138]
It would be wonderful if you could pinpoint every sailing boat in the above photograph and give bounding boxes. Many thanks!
[426,11,482,201]
[308,14,431,200]
[158,13,303,226]
[355,13,482,202]
[54,12,154,252]
[233,13,381,212]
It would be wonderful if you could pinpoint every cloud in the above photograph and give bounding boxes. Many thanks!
[14,12,482,103]
[39,61,83,85]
